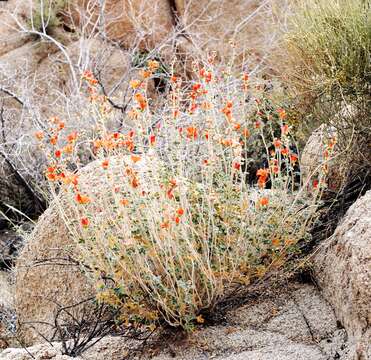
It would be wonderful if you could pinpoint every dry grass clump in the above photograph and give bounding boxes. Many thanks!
[284,0,370,100]
[279,0,370,143]
[34,62,326,332]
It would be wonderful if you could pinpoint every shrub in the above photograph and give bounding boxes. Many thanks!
[285,0,370,97]
[282,0,370,133]
[35,65,326,332]
[28,0,66,34]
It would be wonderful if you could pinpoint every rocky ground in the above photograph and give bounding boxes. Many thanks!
[0,282,352,360]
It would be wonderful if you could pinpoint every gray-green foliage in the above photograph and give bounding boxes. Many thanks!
[28,0,66,33]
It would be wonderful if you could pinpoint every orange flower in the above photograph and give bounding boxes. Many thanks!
[81,217,89,228]
[134,93,147,110]
[273,138,282,148]
[46,172,57,181]
[221,138,233,147]
[131,177,139,188]
[192,83,201,92]
[130,79,141,89]
[290,154,298,164]
[75,193,91,205]
[131,155,141,163]
[173,109,180,119]
[233,162,241,170]
[259,197,269,206]
[34,131,44,141]
[176,208,184,216]
[140,69,151,79]
[233,123,241,131]
[277,108,287,120]
[67,131,78,143]
[272,238,280,247]
[241,128,250,138]
[281,148,289,156]
[174,216,181,224]
[63,144,73,154]
[120,199,129,206]
[55,149,62,158]
[102,159,109,169]
[160,221,170,229]
[147,60,159,71]
[281,124,289,135]
[186,127,198,140]
[257,168,269,178]
[257,168,269,189]
[50,135,58,146]
[57,122,65,131]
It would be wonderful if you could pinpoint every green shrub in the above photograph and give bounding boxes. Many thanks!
[285,0,370,98]
[28,0,66,34]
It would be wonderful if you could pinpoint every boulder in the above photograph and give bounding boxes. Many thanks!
[66,0,174,50]
[14,156,157,344]
[3,282,351,359]
[314,190,371,359]
[0,35,154,223]
[174,0,281,67]
[300,124,344,193]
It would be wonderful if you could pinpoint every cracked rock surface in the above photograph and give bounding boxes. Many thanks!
[0,282,351,360]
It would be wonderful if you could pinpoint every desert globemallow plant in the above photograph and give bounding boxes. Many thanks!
[34,62,330,332]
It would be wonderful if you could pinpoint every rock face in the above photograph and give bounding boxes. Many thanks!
[67,0,174,50]
[300,124,345,193]
[14,156,156,344]
[314,190,371,359]
[1,282,352,359]
[174,0,281,67]
[0,31,154,221]
[14,202,94,345]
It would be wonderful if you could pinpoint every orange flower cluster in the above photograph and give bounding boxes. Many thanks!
[82,70,98,86]
[256,168,269,189]
[125,166,140,189]
[221,101,233,121]
[199,68,212,83]
[186,126,198,140]
[166,179,177,200]
[93,132,135,153]
[134,93,147,111]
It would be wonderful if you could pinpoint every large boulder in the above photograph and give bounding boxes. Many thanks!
[66,0,174,50]
[314,190,371,359]
[3,282,352,359]
[0,34,154,223]
[14,156,156,344]
[174,0,281,67]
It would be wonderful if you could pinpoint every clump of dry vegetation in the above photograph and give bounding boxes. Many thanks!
[33,62,329,332]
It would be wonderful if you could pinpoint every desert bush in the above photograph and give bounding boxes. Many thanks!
[28,0,66,34]
[35,63,326,332]
[282,0,370,132]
